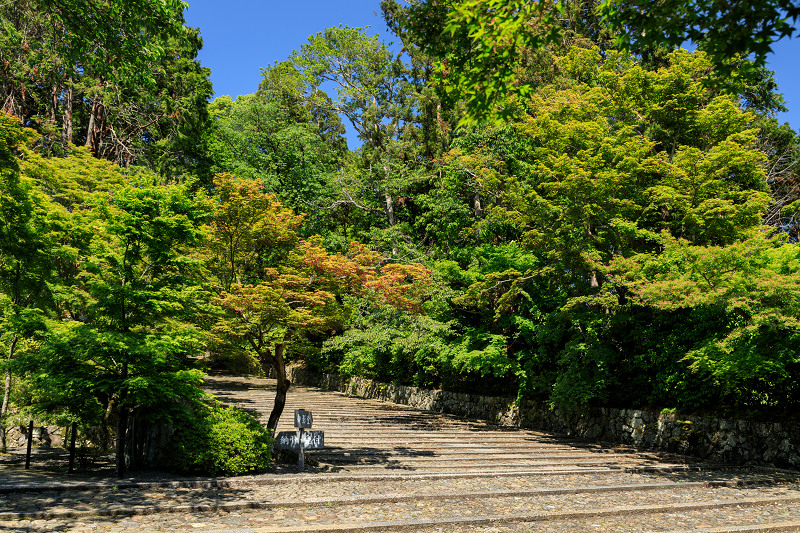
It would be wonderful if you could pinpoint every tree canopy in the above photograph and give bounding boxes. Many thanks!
[397,0,800,122]
[2,0,800,478]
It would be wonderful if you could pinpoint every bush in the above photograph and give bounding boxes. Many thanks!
[165,403,272,476]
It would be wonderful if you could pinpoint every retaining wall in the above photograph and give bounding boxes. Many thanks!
[290,367,800,470]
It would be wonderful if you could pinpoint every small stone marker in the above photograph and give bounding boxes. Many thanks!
[275,409,324,472]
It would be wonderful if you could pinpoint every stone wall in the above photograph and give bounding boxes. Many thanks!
[291,367,800,470]
[519,405,800,469]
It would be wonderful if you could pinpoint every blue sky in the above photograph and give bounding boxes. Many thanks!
[184,0,800,133]
[184,1,393,100]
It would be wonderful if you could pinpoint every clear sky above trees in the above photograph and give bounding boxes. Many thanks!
[184,0,800,133]
[185,6,388,90]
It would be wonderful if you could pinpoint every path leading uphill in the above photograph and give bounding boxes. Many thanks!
[1,373,799,532]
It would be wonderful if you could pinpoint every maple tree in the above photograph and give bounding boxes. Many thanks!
[0,113,52,451]
[206,174,430,431]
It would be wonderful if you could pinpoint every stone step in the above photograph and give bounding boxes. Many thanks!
[312,442,597,450]
[281,424,524,432]
[314,440,606,448]
[312,449,633,459]
[3,476,797,522]
[670,523,800,533]
[312,453,663,464]
[173,494,800,533]
[274,430,541,437]
[313,461,690,474]
[1,464,747,495]
[0,481,708,518]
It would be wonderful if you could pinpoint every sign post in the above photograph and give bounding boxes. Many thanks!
[275,409,324,472]
[298,426,305,472]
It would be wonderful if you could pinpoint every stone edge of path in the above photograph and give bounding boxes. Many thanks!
[0,463,761,495]
[46,497,800,533]
[2,482,800,521]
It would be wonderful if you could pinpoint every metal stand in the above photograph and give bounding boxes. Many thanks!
[24,421,33,469]
[298,427,305,472]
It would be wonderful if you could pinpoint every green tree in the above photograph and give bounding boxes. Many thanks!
[423,49,777,407]
[0,113,52,451]
[756,117,800,241]
[610,230,800,408]
[0,0,213,179]
[208,89,343,225]
[397,0,800,122]
[603,0,800,73]
[288,26,435,254]
[17,176,211,477]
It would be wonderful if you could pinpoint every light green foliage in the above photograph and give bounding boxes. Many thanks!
[0,113,55,450]
[15,321,206,427]
[401,0,569,123]
[322,301,520,393]
[287,26,433,253]
[445,330,519,381]
[21,145,125,208]
[611,230,800,406]
[293,26,400,141]
[323,299,455,388]
[165,402,272,476]
[209,58,348,234]
[449,49,770,292]
[74,178,210,395]
[439,0,561,121]
[323,243,539,395]
[12,167,211,471]
[424,48,786,408]
[0,114,51,309]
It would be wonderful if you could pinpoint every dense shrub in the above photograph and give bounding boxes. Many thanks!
[165,403,272,476]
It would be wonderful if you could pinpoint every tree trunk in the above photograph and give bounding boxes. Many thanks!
[68,421,77,474]
[584,224,600,288]
[62,83,73,147]
[1,90,16,117]
[473,193,483,218]
[85,98,97,148]
[266,344,290,434]
[115,362,128,478]
[384,192,395,227]
[115,405,128,478]
[100,396,115,451]
[50,84,58,125]
[86,90,104,156]
[0,335,18,453]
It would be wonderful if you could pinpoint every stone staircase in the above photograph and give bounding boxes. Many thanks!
[201,373,800,532]
[1,372,799,532]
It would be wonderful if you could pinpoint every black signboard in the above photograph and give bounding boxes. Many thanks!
[276,430,325,450]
